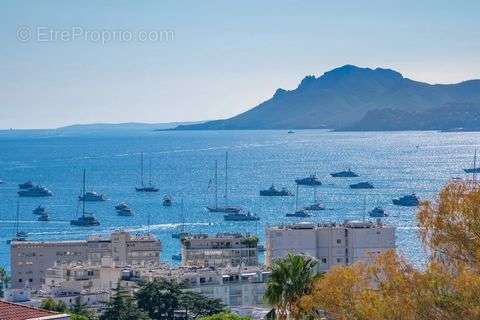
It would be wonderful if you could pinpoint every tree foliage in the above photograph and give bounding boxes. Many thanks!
[179,291,225,319]
[297,181,480,319]
[101,283,150,320]
[0,266,7,298]
[198,311,251,320]
[264,253,317,319]
[136,279,225,320]
[41,297,68,313]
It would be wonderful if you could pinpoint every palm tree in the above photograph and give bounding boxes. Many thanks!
[264,253,318,319]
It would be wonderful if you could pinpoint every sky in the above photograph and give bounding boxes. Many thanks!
[1,0,479,129]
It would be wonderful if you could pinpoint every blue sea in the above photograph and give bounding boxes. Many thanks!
[0,129,478,271]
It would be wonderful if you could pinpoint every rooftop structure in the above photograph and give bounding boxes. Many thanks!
[11,230,161,290]
[265,220,396,273]
[181,233,259,268]
[0,300,69,320]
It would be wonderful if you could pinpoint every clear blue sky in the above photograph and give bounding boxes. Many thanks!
[1,0,479,129]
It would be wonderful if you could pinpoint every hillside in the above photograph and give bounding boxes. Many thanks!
[174,65,480,130]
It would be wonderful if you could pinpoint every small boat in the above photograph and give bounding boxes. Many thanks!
[350,182,374,189]
[392,194,419,207]
[136,153,159,192]
[32,205,47,215]
[71,214,100,226]
[330,169,358,178]
[206,153,242,213]
[303,202,325,211]
[295,174,322,186]
[8,231,28,243]
[8,201,29,243]
[136,186,159,192]
[207,205,242,213]
[117,207,134,216]
[260,185,293,196]
[172,199,187,238]
[18,185,53,197]
[286,210,311,218]
[163,195,173,207]
[464,150,480,173]
[115,202,129,211]
[78,191,107,202]
[18,181,34,189]
[37,212,50,221]
[369,207,388,217]
[224,211,260,221]
[71,170,100,227]
[172,254,182,261]
[288,130,295,134]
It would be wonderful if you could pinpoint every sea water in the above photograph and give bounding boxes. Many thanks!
[0,129,478,270]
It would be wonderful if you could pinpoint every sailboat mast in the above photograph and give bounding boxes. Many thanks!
[224,151,228,206]
[181,198,185,233]
[140,152,144,187]
[16,199,20,235]
[82,169,86,216]
[214,160,218,209]
[295,184,299,210]
[474,149,477,185]
[149,158,152,186]
[362,195,366,222]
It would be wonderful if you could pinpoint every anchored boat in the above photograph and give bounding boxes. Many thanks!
[206,152,243,213]
[350,182,374,189]
[71,169,100,227]
[260,185,293,196]
[295,174,322,186]
[18,185,53,197]
[392,194,419,207]
[136,153,159,192]
[330,169,358,178]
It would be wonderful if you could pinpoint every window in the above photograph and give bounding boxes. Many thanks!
[18,279,22,283]
[29,278,33,282]
[336,258,342,263]
[321,258,327,263]
[336,239,342,244]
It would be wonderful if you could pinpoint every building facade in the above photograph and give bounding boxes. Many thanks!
[10,230,161,290]
[125,265,269,307]
[181,233,259,268]
[265,220,395,273]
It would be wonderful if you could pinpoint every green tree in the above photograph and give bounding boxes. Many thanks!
[198,311,251,320]
[0,266,7,298]
[70,296,94,318]
[179,291,225,319]
[41,297,68,313]
[101,283,150,320]
[264,253,318,320]
[136,279,183,320]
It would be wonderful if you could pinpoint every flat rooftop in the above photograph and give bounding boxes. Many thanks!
[269,220,393,231]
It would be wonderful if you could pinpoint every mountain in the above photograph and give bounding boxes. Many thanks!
[173,65,480,131]
[341,103,480,131]
[58,121,204,133]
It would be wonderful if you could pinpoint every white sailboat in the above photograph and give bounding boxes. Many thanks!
[206,152,241,213]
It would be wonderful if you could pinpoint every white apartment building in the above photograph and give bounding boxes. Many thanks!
[41,261,269,308]
[181,233,259,268]
[265,220,395,273]
[125,265,270,307]
[10,230,161,290]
